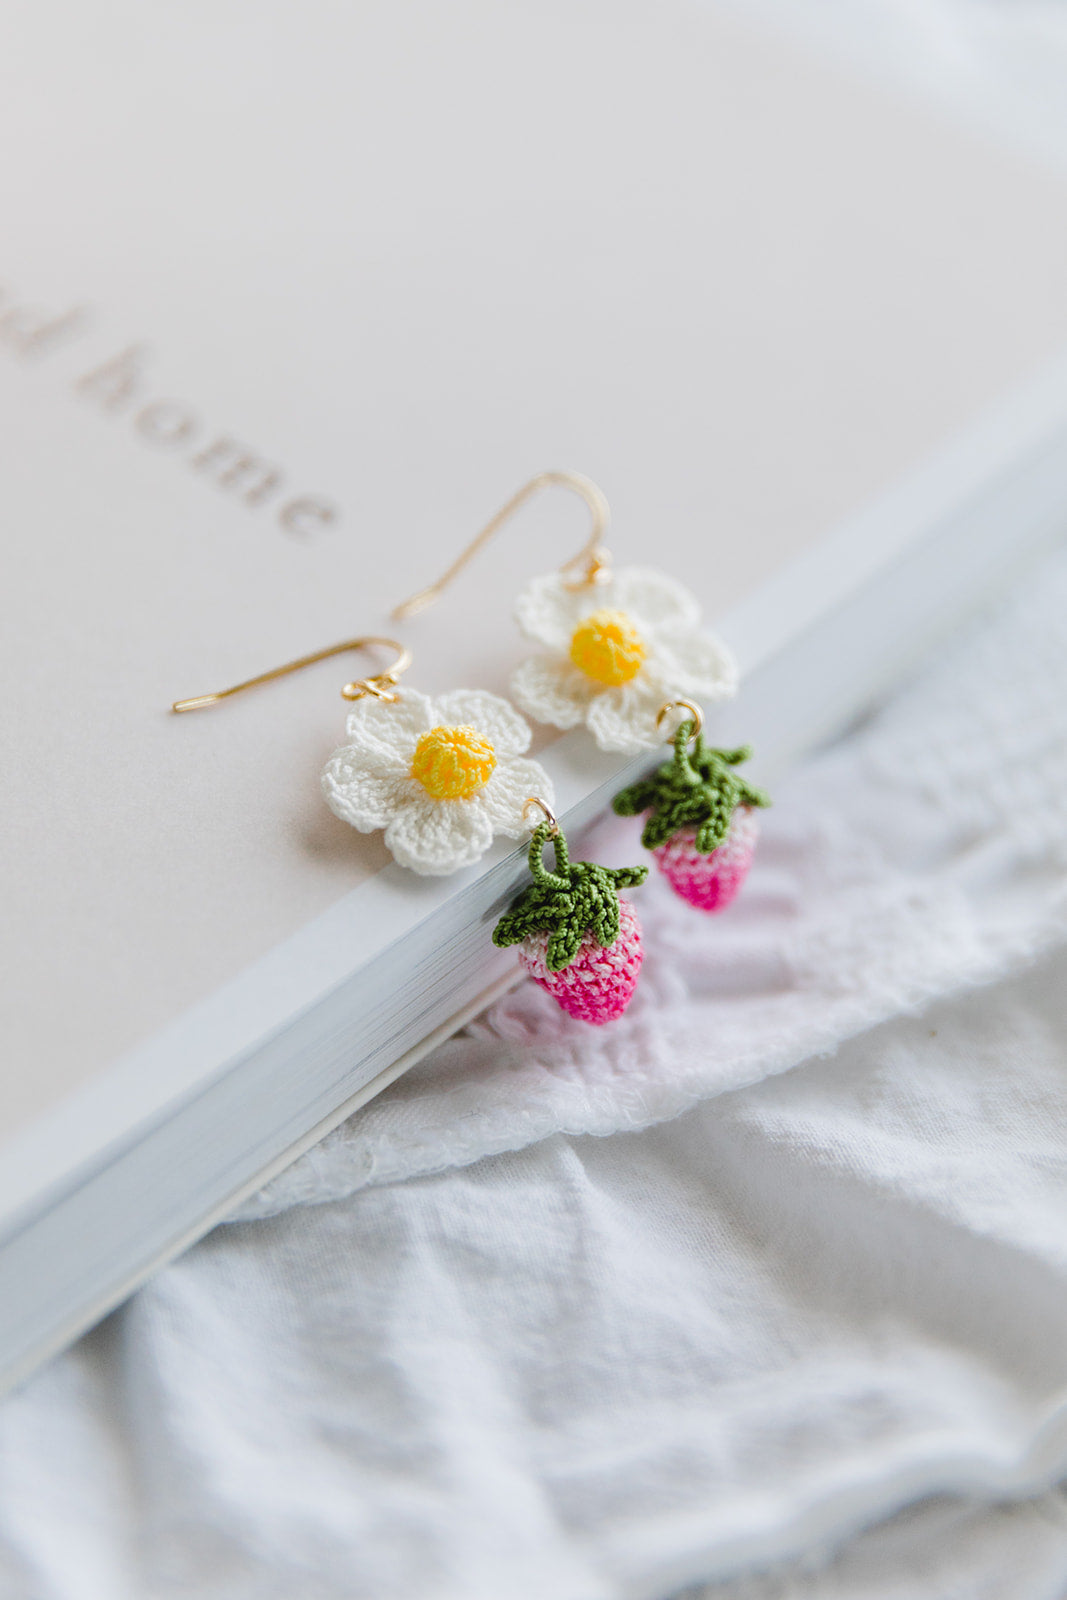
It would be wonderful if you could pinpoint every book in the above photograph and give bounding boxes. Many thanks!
[3,0,1067,1392]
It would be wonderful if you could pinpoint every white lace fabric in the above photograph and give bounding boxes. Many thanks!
[1,549,1067,1600]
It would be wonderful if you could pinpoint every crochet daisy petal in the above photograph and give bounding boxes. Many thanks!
[481,756,556,836]
[514,571,594,650]
[430,689,531,757]
[654,631,739,702]
[343,688,434,771]
[321,755,416,832]
[383,794,495,876]
[611,567,702,634]
[586,679,665,753]
[511,655,593,730]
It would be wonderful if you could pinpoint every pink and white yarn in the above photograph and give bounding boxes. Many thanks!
[613,718,770,916]
[493,820,649,1024]
[517,898,644,1025]
[651,807,759,913]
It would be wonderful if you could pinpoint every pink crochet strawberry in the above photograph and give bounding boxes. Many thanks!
[493,822,648,1024]
[613,719,769,913]
[516,898,645,1024]
[651,807,759,911]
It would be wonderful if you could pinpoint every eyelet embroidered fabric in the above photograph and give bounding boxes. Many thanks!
[3,548,1067,1600]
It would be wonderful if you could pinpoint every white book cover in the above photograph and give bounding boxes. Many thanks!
[3,0,1067,1387]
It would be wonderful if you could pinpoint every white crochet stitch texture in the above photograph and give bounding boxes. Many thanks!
[321,687,553,876]
[511,565,738,753]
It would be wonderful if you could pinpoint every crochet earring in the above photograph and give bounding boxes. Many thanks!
[613,698,770,912]
[393,470,738,755]
[172,636,554,877]
[492,798,648,1024]
[392,471,769,907]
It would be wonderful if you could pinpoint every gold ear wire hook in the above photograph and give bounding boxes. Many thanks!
[392,470,612,621]
[171,636,413,713]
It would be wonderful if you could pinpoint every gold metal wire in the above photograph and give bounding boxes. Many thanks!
[656,698,704,742]
[171,637,413,713]
[392,471,612,621]
[522,796,560,835]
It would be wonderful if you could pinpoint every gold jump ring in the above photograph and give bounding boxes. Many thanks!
[523,796,560,835]
[656,698,704,742]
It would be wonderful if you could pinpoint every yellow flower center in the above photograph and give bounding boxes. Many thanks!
[411,725,496,801]
[569,609,647,687]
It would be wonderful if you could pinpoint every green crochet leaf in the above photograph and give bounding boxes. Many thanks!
[613,722,770,855]
[546,921,583,973]
[492,823,649,972]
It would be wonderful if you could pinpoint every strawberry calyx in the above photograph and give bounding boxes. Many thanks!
[613,720,770,855]
[493,822,647,972]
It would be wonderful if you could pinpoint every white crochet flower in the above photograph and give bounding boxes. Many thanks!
[321,688,553,876]
[511,566,737,754]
